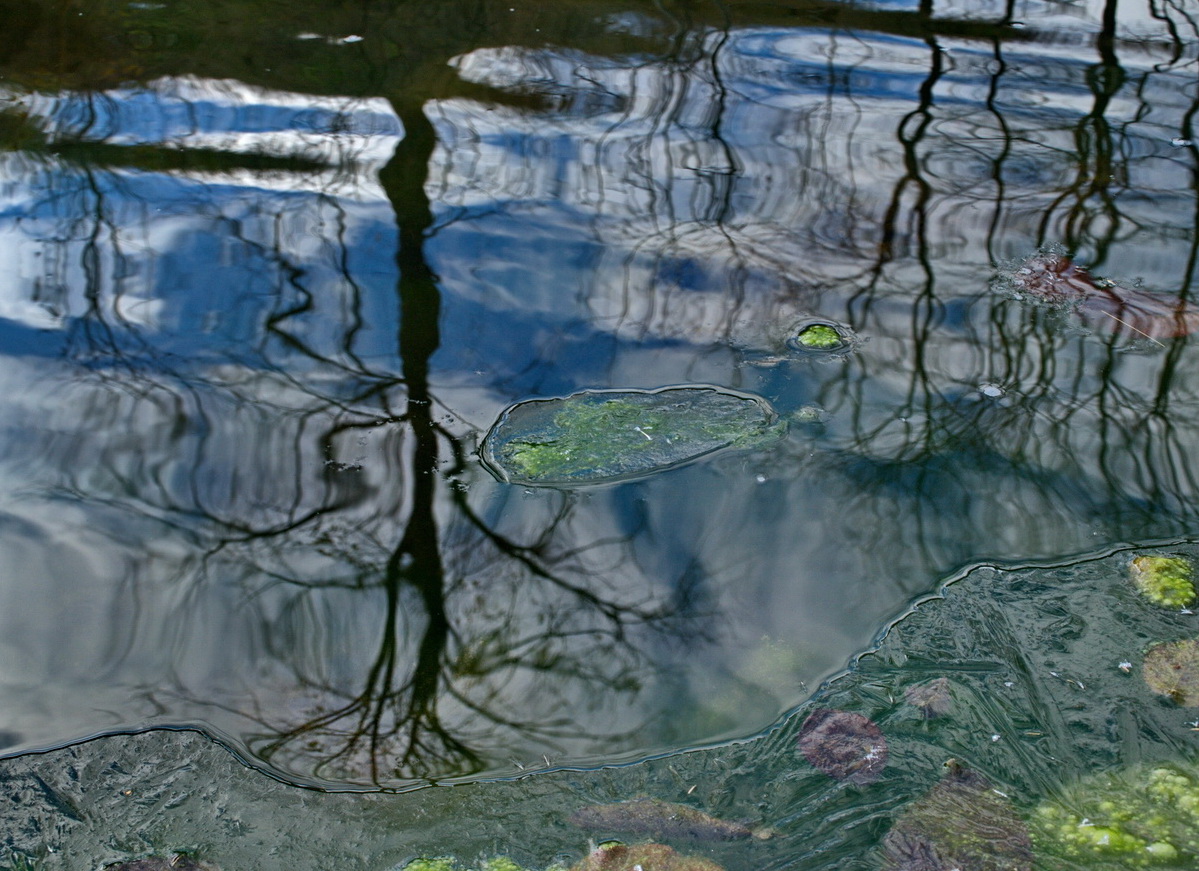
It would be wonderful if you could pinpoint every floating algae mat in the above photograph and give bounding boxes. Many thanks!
[481,386,782,486]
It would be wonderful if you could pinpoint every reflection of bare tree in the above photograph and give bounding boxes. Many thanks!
[5,88,703,788]
[732,0,1199,571]
[234,107,693,785]
[8,0,1199,788]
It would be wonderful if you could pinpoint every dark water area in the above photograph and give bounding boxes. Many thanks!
[5,0,1199,866]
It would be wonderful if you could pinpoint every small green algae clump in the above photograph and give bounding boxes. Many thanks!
[1142,638,1199,705]
[402,858,532,871]
[1030,763,1199,868]
[481,387,782,486]
[1130,555,1196,609]
[795,324,844,349]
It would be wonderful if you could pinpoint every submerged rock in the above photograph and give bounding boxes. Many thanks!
[568,797,767,840]
[797,708,888,784]
[1142,637,1199,705]
[104,857,218,871]
[1031,762,1199,867]
[481,386,782,486]
[1130,555,1196,609]
[569,842,724,871]
[787,319,858,356]
[1001,251,1199,340]
[903,677,953,720]
[795,323,844,349]
[882,761,1032,871]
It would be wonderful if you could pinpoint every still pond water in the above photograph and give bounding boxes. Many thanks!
[4,0,1199,867]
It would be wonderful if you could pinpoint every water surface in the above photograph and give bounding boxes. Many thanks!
[0,0,1198,803]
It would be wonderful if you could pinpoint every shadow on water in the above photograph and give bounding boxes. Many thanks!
[5,0,1199,865]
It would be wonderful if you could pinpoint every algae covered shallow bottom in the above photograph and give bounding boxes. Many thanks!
[480,386,782,486]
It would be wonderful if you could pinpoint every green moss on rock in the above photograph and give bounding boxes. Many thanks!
[482,387,782,486]
[1130,556,1196,609]
[1030,763,1199,867]
[795,324,844,349]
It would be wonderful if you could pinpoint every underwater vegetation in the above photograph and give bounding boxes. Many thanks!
[1142,638,1199,705]
[1129,556,1196,609]
[568,798,769,840]
[1002,252,1199,341]
[797,708,888,784]
[882,761,1032,871]
[1029,762,1199,867]
[480,387,782,486]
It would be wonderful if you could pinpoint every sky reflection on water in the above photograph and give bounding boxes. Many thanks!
[1,0,1199,791]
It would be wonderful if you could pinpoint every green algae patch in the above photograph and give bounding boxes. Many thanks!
[785,319,858,357]
[796,324,843,349]
[1030,763,1199,868]
[481,387,783,486]
[1130,555,1196,609]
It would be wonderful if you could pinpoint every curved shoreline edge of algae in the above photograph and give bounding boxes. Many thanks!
[480,386,785,487]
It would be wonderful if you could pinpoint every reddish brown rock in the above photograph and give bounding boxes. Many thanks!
[1007,252,1199,340]
[798,708,888,784]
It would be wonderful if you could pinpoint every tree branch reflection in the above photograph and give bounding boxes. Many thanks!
[4,0,1199,789]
